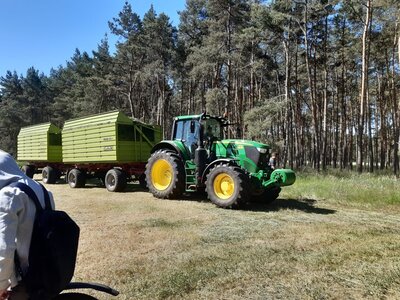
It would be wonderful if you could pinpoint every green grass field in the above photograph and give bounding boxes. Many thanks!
[45,172,400,299]
[288,171,400,208]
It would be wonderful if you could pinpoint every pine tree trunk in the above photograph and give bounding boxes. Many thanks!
[392,30,400,175]
[357,0,372,173]
[378,73,386,170]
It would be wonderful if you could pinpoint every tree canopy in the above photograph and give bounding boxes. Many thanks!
[1,0,399,174]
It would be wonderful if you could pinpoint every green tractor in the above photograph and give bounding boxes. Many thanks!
[145,113,296,208]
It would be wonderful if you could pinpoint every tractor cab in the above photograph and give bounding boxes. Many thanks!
[171,114,225,157]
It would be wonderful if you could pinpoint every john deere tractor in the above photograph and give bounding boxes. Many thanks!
[145,113,295,208]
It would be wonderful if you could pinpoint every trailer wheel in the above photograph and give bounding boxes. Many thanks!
[21,165,35,178]
[54,293,98,300]
[145,150,185,199]
[105,169,127,192]
[68,168,86,188]
[206,164,249,208]
[138,173,147,189]
[42,166,58,184]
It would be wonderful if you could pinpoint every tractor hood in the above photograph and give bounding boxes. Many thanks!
[219,139,270,152]
[214,139,296,187]
[213,139,270,173]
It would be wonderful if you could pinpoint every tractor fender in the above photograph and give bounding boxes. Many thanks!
[150,141,187,159]
[201,159,239,183]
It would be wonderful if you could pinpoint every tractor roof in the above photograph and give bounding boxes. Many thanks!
[174,114,202,121]
[174,113,228,124]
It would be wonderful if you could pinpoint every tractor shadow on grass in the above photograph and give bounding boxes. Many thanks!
[243,198,336,215]
[177,193,336,215]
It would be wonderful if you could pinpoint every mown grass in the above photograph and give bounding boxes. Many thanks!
[41,173,400,299]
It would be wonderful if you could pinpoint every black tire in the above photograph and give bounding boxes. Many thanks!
[42,166,59,184]
[105,168,127,192]
[53,292,98,300]
[206,164,250,208]
[21,165,35,178]
[68,168,86,188]
[145,150,185,199]
[138,173,147,189]
[251,186,281,204]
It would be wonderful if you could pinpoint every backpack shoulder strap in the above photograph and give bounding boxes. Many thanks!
[14,182,43,212]
[39,184,52,210]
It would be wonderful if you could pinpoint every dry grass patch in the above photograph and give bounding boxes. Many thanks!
[41,176,400,300]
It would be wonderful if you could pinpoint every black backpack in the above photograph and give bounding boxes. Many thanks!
[14,182,80,300]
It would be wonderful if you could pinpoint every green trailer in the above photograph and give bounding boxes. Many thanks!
[18,111,162,192]
[62,111,160,163]
[18,122,62,178]
[62,111,162,191]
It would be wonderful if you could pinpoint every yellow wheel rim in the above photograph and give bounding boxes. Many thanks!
[151,159,173,191]
[213,173,235,200]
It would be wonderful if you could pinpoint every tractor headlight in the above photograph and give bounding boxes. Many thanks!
[257,147,267,154]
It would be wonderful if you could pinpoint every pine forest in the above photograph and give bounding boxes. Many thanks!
[1,0,400,174]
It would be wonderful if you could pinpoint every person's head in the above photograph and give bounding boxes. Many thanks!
[271,152,278,158]
[0,150,25,189]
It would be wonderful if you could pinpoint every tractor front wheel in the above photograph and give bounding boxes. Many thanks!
[145,150,185,199]
[206,164,249,208]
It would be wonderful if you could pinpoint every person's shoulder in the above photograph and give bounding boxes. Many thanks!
[0,184,28,211]
[0,184,20,195]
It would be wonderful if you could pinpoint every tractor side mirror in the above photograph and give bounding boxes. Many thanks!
[190,120,196,134]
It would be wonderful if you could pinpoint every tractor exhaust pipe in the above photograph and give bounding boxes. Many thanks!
[194,125,208,186]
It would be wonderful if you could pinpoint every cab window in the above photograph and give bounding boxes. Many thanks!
[173,120,200,156]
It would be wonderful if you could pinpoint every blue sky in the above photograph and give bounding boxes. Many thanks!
[0,0,186,77]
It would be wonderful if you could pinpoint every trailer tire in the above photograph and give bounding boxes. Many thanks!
[206,164,249,208]
[42,166,58,184]
[138,173,147,189]
[105,169,127,192]
[54,293,98,300]
[68,168,86,188]
[145,150,185,199]
[21,165,35,178]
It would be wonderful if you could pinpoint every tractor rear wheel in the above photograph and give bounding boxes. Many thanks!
[206,164,249,208]
[105,168,127,192]
[145,150,185,199]
[68,168,86,188]
[42,166,59,184]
